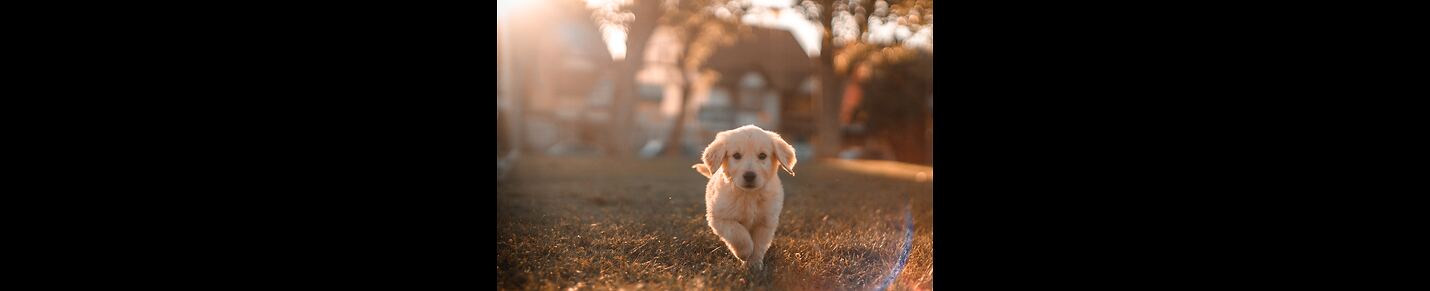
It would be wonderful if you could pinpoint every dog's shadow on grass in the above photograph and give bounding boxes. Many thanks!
[742,246,792,288]
[745,263,776,287]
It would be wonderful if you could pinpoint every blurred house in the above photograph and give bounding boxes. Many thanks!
[626,25,818,159]
[690,26,818,156]
[706,27,817,153]
[498,2,928,163]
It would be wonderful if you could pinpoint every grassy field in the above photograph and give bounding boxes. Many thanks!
[497,156,933,290]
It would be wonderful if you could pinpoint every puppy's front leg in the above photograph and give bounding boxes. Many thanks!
[748,223,777,270]
[710,219,754,265]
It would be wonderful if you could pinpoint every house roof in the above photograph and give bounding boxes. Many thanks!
[703,26,815,92]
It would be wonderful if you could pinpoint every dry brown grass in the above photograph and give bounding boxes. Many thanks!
[497,156,933,290]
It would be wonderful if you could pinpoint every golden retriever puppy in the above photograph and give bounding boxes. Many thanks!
[692,125,796,271]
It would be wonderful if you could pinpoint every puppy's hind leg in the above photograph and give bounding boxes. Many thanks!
[709,219,754,265]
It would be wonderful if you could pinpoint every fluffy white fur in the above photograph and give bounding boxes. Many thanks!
[693,125,796,270]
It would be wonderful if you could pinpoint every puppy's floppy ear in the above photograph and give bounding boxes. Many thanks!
[766,130,797,176]
[701,131,729,176]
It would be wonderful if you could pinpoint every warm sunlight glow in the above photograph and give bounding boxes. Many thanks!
[585,0,632,61]
[583,0,629,9]
[743,7,824,57]
[497,0,540,19]
[750,0,797,7]
[822,159,934,183]
[602,26,628,61]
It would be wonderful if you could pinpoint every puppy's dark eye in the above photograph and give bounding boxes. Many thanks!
[733,153,742,160]
[758,153,767,160]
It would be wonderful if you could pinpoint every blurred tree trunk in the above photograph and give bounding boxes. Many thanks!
[657,23,703,156]
[659,25,703,158]
[660,82,695,157]
[813,0,842,159]
[608,0,662,158]
[503,22,533,155]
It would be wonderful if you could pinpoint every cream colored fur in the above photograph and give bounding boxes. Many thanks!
[693,125,796,271]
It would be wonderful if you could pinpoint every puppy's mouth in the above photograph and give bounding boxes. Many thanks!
[739,183,759,190]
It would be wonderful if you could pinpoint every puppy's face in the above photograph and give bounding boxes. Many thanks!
[701,125,797,191]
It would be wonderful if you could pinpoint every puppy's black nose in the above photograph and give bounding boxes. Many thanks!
[743,172,756,183]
